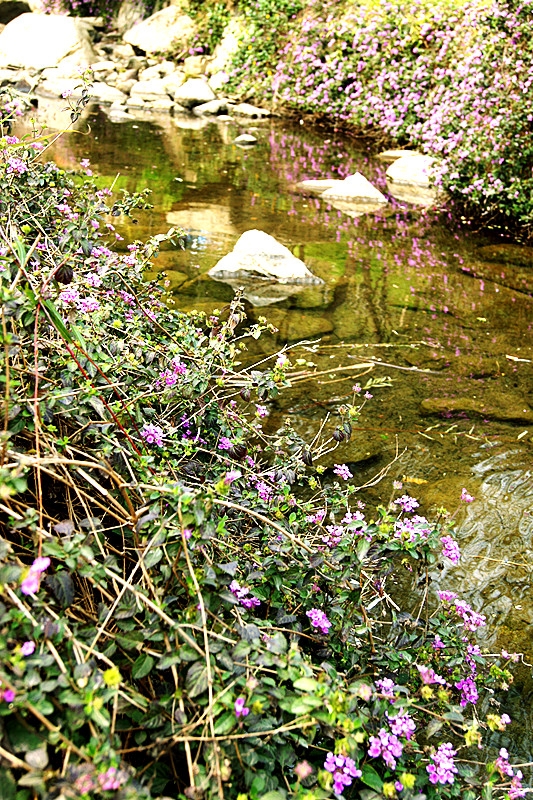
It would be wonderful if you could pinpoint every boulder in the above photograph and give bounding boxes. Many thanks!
[129,77,171,100]
[208,71,229,93]
[207,17,245,75]
[193,98,227,116]
[0,13,96,70]
[161,70,186,97]
[208,230,323,284]
[385,154,437,206]
[232,102,270,118]
[172,77,215,109]
[234,133,257,146]
[90,82,127,104]
[320,173,387,204]
[123,7,196,54]
[183,54,208,77]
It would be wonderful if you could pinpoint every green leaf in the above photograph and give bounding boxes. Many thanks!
[44,571,75,607]
[361,764,383,792]
[132,654,155,680]
[293,677,320,692]
[0,768,16,800]
[157,653,182,670]
[144,548,163,569]
[259,793,286,800]
[185,661,208,698]
[213,711,236,735]
[6,719,42,754]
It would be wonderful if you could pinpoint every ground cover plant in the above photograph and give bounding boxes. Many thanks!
[0,102,528,800]
[227,0,533,236]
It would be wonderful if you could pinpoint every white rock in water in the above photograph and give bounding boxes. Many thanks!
[0,13,96,70]
[385,154,438,205]
[209,230,322,284]
[377,149,421,162]
[320,173,387,203]
[234,133,257,145]
[295,179,339,194]
[123,7,195,54]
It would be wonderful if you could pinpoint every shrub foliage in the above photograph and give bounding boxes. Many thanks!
[0,109,525,799]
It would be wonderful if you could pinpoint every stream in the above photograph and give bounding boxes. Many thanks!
[25,101,533,764]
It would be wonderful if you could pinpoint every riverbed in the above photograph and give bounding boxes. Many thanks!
[32,102,533,762]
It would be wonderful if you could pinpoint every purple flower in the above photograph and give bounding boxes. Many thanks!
[234,697,249,718]
[324,752,361,794]
[3,689,15,703]
[306,608,331,634]
[140,423,164,447]
[21,556,50,595]
[6,157,27,174]
[229,580,260,610]
[368,728,403,769]
[218,436,233,450]
[20,641,35,657]
[455,676,478,706]
[440,535,461,563]
[417,665,446,685]
[461,487,474,503]
[224,470,241,485]
[77,297,100,314]
[322,525,344,547]
[294,760,313,780]
[386,710,416,739]
[334,464,353,480]
[432,635,445,650]
[394,494,419,513]
[255,405,268,418]
[375,678,396,700]
[454,600,486,631]
[438,590,458,603]
[426,743,458,785]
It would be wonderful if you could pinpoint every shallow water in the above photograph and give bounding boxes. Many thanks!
[29,102,533,762]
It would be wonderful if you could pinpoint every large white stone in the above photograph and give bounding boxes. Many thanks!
[295,179,338,194]
[123,7,195,54]
[0,13,96,70]
[172,77,215,108]
[208,230,322,284]
[129,77,170,100]
[321,173,387,203]
[385,154,438,205]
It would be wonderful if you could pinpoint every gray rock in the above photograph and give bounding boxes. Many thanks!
[232,102,270,118]
[0,65,19,82]
[209,230,323,284]
[385,154,438,206]
[112,42,135,60]
[0,13,96,70]
[90,81,127,104]
[207,18,245,75]
[161,70,187,98]
[321,173,387,204]
[36,77,84,100]
[208,71,229,93]
[193,98,227,116]
[91,59,116,77]
[139,62,175,81]
[129,77,170,100]
[173,77,215,109]
[123,7,196,55]
[183,55,208,77]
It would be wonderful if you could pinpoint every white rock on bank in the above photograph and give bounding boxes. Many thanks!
[295,179,339,194]
[208,230,322,284]
[130,77,170,101]
[385,154,438,205]
[320,173,387,204]
[123,7,195,54]
[377,149,421,162]
[0,13,96,70]
[173,77,215,109]
[231,102,270,118]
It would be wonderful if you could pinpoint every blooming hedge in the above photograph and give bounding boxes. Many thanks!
[229,0,533,234]
[0,98,527,799]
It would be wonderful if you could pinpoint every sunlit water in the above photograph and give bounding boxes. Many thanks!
[26,102,533,764]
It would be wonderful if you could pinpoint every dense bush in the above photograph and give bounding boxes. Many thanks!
[0,103,527,799]
[228,0,533,235]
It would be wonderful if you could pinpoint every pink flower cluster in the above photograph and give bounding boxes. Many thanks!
[229,580,260,610]
[324,752,361,794]
[368,728,403,769]
[306,607,331,634]
[440,535,461,563]
[21,556,50,595]
[140,423,164,447]
[427,743,458,785]
[234,697,250,718]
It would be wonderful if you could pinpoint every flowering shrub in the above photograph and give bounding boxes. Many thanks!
[229,0,533,234]
[0,118,526,799]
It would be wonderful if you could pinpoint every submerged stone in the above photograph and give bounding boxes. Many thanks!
[386,154,438,206]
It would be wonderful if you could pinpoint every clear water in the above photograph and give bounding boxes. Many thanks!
[32,102,533,763]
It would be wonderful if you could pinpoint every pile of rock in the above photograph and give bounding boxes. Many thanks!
[0,6,271,121]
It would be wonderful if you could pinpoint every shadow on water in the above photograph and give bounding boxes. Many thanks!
[29,102,533,759]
